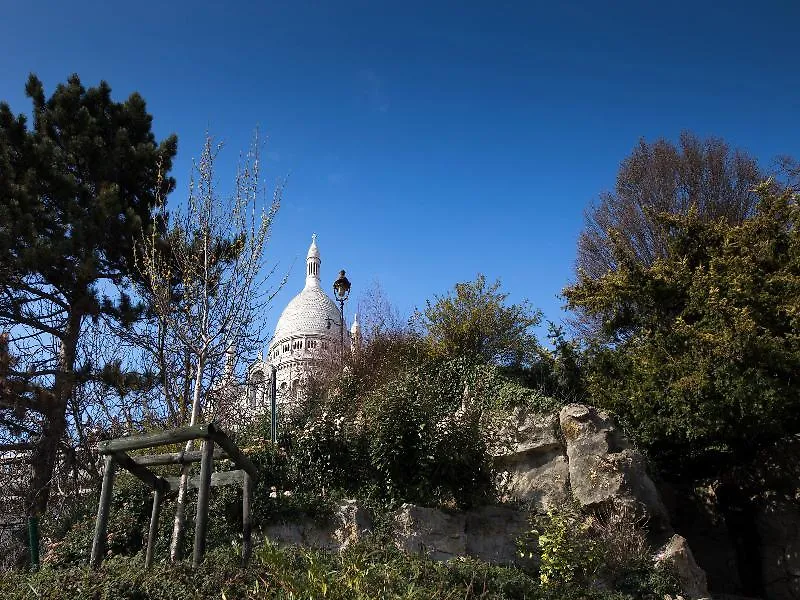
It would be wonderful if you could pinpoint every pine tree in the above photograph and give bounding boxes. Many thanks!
[0,74,177,518]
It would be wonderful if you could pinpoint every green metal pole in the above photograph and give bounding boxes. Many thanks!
[270,365,277,443]
[339,299,345,370]
[28,516,39,571]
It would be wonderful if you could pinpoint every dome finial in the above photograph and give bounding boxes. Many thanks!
[306,233,321,287]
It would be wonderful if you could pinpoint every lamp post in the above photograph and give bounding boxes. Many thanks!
[327,269,351,367]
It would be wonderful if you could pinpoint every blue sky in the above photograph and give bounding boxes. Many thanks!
[2,1,798,345]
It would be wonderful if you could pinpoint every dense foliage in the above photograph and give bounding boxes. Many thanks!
[1,540,680,600]
[416,274,542,368]
[565,184,800,475]
[289,354,559,509]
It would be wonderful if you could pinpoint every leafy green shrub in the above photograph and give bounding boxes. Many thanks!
[1,539,678,600]
[292,409,370,494]
[44,476,153,567]
[533,502,602,587]
[258,356,505,510]
[363,358,496,508]
[519,502,681,599]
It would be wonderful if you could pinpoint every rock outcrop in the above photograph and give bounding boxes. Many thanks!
[655,534,709,600]
[393,504,466,561]
[559,404,671,534]
[494,404,671,536]
[260,499,373,551]
[391,503,530,565]
[494,411,570,509]
[464,505,530,565]
[260,501,531,566]
[258,403,711,598]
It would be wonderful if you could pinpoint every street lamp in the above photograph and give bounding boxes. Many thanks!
[327,269,351,366]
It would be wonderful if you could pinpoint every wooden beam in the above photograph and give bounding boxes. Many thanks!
[98,423,213,454]
[209,429,257,479]
[133,448,227,467]
[162,469,245,492]
[192,439,214,566]
[111,451,170,492]
[90,456,116,569]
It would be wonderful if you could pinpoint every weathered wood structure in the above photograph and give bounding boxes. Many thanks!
[89,422,256,569]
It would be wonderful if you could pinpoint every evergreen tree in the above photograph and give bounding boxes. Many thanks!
[564,183,800,476]
[416,274,542,368]
[0,74,177,518]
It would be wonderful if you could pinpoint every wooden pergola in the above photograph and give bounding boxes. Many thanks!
[89,422,257,569]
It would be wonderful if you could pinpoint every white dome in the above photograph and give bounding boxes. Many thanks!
[272,286,341,344]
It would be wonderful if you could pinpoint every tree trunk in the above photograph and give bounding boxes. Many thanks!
[26,312,81,518]
[169,353,205,561]
[718,478,765,597]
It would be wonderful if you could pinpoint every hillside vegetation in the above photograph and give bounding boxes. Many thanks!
[2,75,798,598]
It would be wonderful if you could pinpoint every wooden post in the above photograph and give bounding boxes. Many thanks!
[90,456,116,569]
[242,473,252,564]
[145,487,163,569]
[28,516,39,571]
[192,438,214,566]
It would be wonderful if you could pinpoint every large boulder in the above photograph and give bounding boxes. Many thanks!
[262,520,334,549]
[503,409,562,454]
[392,503,531,565]
[261,499,373,551]
[559,404,671,533]
[393,504,466,560]
[332,499,373,550]
[465,505,531,565]
[655,534,710,600]
[663,482,743,595]
[494,411,570,509]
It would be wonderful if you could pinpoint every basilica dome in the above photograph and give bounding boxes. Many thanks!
[273,284,341,343]
[244,234,354,415]
[266,234,347,365]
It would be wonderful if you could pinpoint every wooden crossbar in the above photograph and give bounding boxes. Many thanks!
[97,423,213,454]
